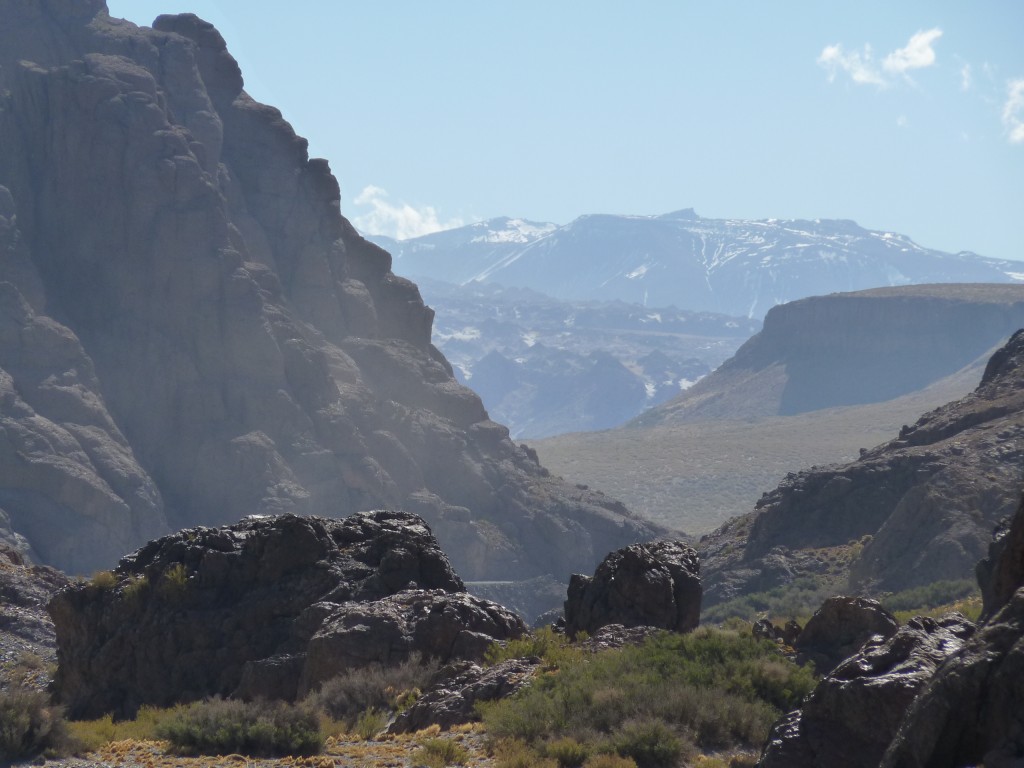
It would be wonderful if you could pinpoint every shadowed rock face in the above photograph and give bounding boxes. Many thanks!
[48,511,525,719]
[701,329,1024,605]
[0,2,654,579]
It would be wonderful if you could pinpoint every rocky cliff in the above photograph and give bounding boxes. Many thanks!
[637,284,1024,426]
[701,327,1024,605]
[0,1,654,579]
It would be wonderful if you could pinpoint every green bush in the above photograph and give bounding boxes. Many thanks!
[309,652,438,722]
[411,737,470,767]
[880,579,977,613]
[155,698,323,756]
[486,626,580,667]
[0,687,77,761]
[544,736,591,767]
[609,720,686,768]
[480,627,815,759]
[701,577,838,624]
[352,707,388,741]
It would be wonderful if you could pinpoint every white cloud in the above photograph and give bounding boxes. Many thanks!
[818,28,942,87]
[351,186,464,240]
[1004,79,1024,144]
[960,63,973,91]
[882,28,942,76]
[817,43,886,86]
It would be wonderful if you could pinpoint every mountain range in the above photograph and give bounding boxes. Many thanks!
[371,211,1023,319]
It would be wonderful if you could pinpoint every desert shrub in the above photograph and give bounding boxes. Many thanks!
[411,737,469,767]
[89,570,117,590]
[544,736,591,767]
[608,719,686,768]
[492,738,558,768]
[879,579,976,612]
[155,698,323,756]
[352,707,388,741]
[122,574,149,605]
[309,652,439,722]
[480,627,814,758]
[583,754,638,768]
[68,705,170,750]
[0,687,76,761]
[701,577,837,624]
[486,625,579,667]
[159,563,190,600]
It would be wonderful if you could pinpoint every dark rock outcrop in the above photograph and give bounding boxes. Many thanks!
[389,657,540,734]
[300,590,526,694]
[976,494,1024,621]
[702,328,1024,605]
[564,540,701,638]
[759,612,976,768]
[0,543,68,691]
[0,2,655,580]
[794,596,898,673]
[47,511,522,719]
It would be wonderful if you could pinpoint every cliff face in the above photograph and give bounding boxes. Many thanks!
[0,2,653,578]
[701,328,1024,605]
[638,284,1024,426]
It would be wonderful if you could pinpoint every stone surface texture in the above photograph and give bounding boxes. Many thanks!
[0,1,654,581]
[47,511,523,718]
[564,539,701,637]
[794,596,899,673]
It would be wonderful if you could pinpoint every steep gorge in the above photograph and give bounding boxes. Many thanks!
[0,1,654,578]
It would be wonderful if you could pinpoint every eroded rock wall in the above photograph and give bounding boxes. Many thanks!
[0,3,654,578]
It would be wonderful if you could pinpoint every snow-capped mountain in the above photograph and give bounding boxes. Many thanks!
[372,210,1024,319]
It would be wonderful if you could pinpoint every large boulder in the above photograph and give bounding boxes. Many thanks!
[389,657,540,734]
[564,540,701,637]
[758,612,976,768]
[47,511,517,719]
[794,596,899,673]
[300,590,526,694]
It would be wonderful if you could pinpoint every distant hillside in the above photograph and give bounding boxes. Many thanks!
[373,212,1023,319]
[414,278,759,438]
[636,284,1024,426]
[532,285,1024,535]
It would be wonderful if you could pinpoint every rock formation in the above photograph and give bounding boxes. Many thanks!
[794,596,898,673]
[564,540,701,637]
[759,612,977,768]
[47,512,525,719]
[0,543,68,691]
[0,1,654,580]
[702,328,1024,605]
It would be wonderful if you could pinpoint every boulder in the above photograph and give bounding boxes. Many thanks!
[47,511,485,718]
[300,590,527,694]
[977,494,1024,620]
[759,612,976,768]
[389,657,540,734]
[564,540,701,638]
[794,596,898,673]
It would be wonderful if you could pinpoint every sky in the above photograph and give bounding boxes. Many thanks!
[105,1,1024,261]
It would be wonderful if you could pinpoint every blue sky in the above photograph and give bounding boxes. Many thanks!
[106,1,1024,261]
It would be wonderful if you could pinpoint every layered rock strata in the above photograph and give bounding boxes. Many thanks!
[0,1,653,579]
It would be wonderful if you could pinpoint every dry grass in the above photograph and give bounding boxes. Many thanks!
[530,373,977,535]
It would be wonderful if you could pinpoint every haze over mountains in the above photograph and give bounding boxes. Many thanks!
[372,210,1024,319]
[0,1,654,581]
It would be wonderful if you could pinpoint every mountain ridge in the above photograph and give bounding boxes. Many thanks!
[375,211,1023,319]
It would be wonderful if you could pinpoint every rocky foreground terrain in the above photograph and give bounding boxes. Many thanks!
[700,327,1024,606]
[0,0,655,582]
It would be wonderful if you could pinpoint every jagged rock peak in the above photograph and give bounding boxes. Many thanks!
[0,1,655,580]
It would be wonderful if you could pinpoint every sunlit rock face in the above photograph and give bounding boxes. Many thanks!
[0,1,655,578]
